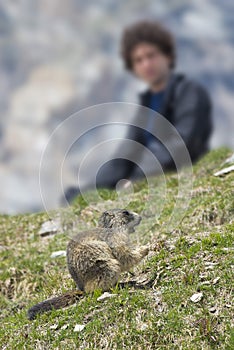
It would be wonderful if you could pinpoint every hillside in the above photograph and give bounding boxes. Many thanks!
[0,148,233,349]
[1,0,234,213]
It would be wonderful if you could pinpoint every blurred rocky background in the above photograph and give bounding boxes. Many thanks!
[0,0,233,214]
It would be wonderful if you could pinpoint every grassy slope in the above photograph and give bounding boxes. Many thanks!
[0,148,233,350]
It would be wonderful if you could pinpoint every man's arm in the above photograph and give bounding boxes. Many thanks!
[146,80,213,172]
[95,107,147,188]
[170,80,212,159]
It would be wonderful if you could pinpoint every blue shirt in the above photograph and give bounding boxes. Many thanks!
[145,90,165,144]
[149,90,165,113]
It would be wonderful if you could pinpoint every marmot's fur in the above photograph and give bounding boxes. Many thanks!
[28,209,150,320]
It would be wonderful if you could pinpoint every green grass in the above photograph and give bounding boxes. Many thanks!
[0,148,233,349]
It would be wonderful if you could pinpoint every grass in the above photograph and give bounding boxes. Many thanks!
[0,148,233,349]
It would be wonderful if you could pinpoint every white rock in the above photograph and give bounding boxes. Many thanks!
[209,307,217,313]
[38,219,61,237]
[97,292,117,301]
[213,277,220,285]
[74,324,86,332]
[223,153,234,165]
[50,324,59,330]
[214,165,234,176]
[190,292,203,303]
[50,250,67,258]
[204,262,218,266]
[200,281,210,285]
[61,324,69,330]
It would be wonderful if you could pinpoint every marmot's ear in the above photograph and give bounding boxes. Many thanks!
[98,211,112,227]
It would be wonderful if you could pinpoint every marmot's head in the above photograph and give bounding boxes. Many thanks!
[98,209,141,232]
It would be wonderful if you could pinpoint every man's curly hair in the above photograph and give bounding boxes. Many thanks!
[120,20,176,70]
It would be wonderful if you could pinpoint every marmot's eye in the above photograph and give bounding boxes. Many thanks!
[122,210,130,216]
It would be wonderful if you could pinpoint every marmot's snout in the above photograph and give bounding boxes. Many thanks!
[124,210,141,233]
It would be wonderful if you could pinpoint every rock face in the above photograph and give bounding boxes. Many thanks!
[0,1,233,213]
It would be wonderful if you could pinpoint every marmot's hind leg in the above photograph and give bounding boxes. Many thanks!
[67,263,85,291]
[84,258,121,293]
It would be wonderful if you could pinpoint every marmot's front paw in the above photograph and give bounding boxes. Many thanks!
[148,240,160,252]
[140,244,150,256]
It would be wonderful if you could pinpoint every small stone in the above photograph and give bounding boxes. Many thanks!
[214,165,234,177]
[50,324,58,330]
[213,277,220,285]
[61,324,69,330]
[190,292,203,303]
[50,250,67,258]
[209,307,216,313]
[199,273,208,281]
[74,324,85,332]
[210,335,217,342]
[204,262,218,266]
[97,292,117,301]
[224,153,234,164]
[200,281,210,285]
[38,219,61,237]
[222,247,234,252]
[204,262,218,270]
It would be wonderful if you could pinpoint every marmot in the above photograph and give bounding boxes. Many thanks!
[28,209,150,320]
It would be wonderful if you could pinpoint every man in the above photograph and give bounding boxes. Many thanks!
[65,20,212,202]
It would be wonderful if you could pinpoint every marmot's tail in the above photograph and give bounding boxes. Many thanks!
[27,290,83,320]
